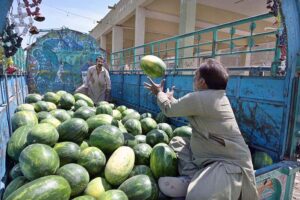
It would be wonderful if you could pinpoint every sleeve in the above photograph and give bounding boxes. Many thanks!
[105,69,111,90]
[85,68,92,87]
[157,91,205,117]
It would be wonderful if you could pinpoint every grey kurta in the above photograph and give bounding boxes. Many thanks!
[157,90,259,200]
[76,65,111,103]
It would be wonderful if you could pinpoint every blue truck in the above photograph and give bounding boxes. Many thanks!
[1,0,300,199]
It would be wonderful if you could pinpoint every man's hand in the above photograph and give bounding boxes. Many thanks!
[144,77,165,96]
[166,86,175,100]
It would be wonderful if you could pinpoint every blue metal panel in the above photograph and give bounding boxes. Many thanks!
[123,75,139,105]
[238,77,285,103]
[238,101,284,151]
[0,0,13,34]
[0,107,9,193]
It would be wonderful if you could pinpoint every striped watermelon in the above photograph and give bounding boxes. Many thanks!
[56,163,90,196]
[99,190,128,200]
[57,118,89,143]
[150,143,178,179]
[11,111,38,131]
[84,177,112,199]
[27,123,59,146]
[118,175,159,200]
[53,142,81,166]
[5,175,71,200]
[7,125,32,161]
[19,144,60,180]
[77,147,106,176]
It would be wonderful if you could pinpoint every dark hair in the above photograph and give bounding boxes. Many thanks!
[197,59,228,90]
[96,56,104,61]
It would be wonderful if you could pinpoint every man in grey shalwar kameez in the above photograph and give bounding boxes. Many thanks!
[144,59,259,200]
[76,56,111,103]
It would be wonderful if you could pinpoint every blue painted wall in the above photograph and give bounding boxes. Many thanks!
[0,0,13,34]
[26,28,105,94]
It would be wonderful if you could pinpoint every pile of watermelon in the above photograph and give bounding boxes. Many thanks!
[3,91,193,200]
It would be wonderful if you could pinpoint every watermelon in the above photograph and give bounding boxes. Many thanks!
[56,163,90,196]
[3,176,29,200]
[50,109,71,122]
[97,101,109,106]
[74,106,96,120]
[77,147,106,176]
[135,135,146,144]
[67,110,74,117]
[5,175,71,200]
[73,195,96,200]
[146,129,169,147]
[150,143,178,179]
[34,101,51,112]
[9,164,23,179]
[99,190,128,200]
[118,120,127,133]
[122,109,135,117]
[37,111,53,122]
[60,93,75,110]
[84,177,112,199]
[117,105,127,113]
[43,92,60,105]
[155,112,168,123]
[253,151,273,169]
[74,93,94,107]
[47,102,57,111]
[112,110,122,120]
[7,125,32,161]
[133,143,152,165]
[173,126,192,138]
[124,119,142,135]
[140,55,166,78]
[141,113,152,120]
[118,175,158,200]
[89,125,124,154]
[57,90,67,97]
[122,112,140,123]
[96,104,113,115]
[54,142,81,166]
[129,165,154,178]
[11,111,38,131]
[75,100,88,110]
[80,140,89,151]
[41,117,61,128]
[123,133,138,148]
[86,114,113,133]
[141,118,157,134]
[15,104,35,113]
[27,123,59,146]
[105,146,135,186]
[19,144,60,180]
[157,123,173,138]
[57,118,89,143]
[25,93,42,103]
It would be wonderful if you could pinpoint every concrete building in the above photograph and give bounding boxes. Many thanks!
[90,0,276,68]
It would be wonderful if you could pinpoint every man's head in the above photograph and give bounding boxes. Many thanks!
[96,56,104,68]
[194,58,228,91]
